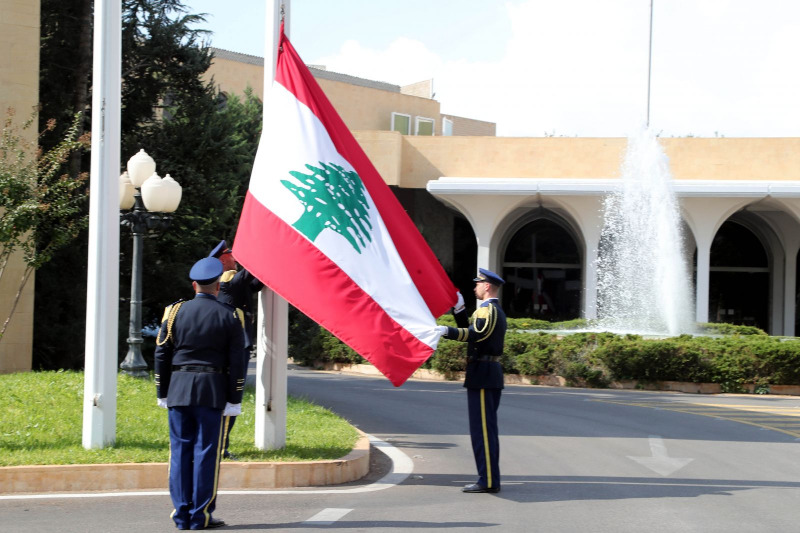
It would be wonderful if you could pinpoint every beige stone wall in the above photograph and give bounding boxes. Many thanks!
[317,77,441,134]
[442,114,497,136]
[205,54,444,135]
[400,79,432,99]
[351,134,800,189]
[660,138,800,181]
[1,0,39,115]
[206,54,264,102]
[0,0,40,373]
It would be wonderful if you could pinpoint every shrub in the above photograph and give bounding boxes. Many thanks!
[290,312,800,390]
[288,306,365,367]
[551,333,612,387]
[512,333,556,376]
[429,339,467,374]
[698,322,768,336]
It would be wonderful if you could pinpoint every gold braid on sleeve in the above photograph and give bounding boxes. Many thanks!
[156,302,184,346]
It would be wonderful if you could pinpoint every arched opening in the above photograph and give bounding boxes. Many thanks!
[502,215,582,320]
[709,220,770,330]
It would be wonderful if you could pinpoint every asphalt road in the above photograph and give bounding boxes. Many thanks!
[4,367,800,532]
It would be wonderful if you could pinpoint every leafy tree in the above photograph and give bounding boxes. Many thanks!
[34,1,262,369]
[126,89,262,343]
[0,109,89,341]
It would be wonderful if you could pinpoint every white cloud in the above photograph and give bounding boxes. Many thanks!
[313,37,443,87]
[310,0,800,137]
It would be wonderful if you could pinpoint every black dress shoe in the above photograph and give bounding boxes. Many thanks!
[462,483,501,493]
[205,517,226,529]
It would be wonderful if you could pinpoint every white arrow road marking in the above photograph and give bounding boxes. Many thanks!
[627,435,693,476]
[304,508,353,525]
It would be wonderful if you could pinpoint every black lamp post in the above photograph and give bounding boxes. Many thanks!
[118,149,182,377]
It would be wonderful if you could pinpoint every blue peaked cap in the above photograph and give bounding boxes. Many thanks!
[190,257,223,285]
[473,268,505,286]
[208,239,229,258]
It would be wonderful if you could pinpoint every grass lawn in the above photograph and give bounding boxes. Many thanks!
[1,370,358,466]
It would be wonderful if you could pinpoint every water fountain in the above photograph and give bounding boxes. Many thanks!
[595,127,695,335]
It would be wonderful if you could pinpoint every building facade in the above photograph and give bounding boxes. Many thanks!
[0,0,40,373]
[209,48,800,336]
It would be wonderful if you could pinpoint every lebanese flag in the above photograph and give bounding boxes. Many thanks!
[233,24,458,386]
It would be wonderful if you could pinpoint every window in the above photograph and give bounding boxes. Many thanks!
[391,112,411,134]
[415,117,435,136]
[443,117,453,136]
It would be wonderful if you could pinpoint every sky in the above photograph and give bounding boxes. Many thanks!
[184,0,800,138]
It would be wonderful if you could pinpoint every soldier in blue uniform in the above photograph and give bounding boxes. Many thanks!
[437,268,507,494]
[208,240,264,459]
[155,256,246,530]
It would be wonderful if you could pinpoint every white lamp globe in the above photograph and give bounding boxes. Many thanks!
[141,172,182,213]
[119,171,136,210]
[127,149,156,188]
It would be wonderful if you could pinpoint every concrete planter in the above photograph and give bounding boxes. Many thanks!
[0,431,370,495]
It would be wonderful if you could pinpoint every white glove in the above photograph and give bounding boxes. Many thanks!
[435,325,449,336]
[157,398,168,409]
[223,402,242,417]
[454,291,466,313]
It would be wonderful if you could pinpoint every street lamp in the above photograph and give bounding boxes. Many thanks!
[119,149,182,377]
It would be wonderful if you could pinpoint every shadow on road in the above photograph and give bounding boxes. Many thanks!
[225,521,497,530]
[401,473,800,503]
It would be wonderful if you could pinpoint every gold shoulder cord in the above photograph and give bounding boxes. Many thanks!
[474,304,497,342]
[234,308,245,328]
[156,302,184,346]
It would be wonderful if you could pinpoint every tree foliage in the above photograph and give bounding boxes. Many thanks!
[34,1,262,369]
[0,109,90,340]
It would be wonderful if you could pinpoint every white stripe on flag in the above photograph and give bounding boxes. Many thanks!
[249,82,438,348]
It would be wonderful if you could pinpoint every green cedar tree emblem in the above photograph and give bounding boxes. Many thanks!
[281,161,373,253]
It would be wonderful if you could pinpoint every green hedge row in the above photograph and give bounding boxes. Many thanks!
[288,307,796,392]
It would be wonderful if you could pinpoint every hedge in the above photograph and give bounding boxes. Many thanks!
[288,307,799,391]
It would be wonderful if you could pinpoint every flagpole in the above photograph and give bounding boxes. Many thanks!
[255,0,290,450]
[83,0,121,448]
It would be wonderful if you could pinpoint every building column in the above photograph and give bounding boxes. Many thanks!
[770,247,785,336]
[583,241,599,320]
[695,239,711,324]
[784,246,798,336]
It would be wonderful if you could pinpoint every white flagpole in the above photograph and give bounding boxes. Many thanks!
[255,0,290,450]
[83,0,121,449]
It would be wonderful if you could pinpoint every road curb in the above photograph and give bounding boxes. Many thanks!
[318,362,800,396]
[0,431,370,495]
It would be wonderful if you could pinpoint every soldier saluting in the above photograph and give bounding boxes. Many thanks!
[437,268,507,494]
[154,256,246,530]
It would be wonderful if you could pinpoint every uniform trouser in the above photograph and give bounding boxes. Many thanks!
[223,416,236,457]
[168,406,228,530]
[467,387,502,489]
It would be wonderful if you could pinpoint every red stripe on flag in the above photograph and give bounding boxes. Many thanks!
[234,192,433,387]
[274,27,457,318]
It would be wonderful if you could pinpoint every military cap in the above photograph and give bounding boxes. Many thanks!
[473,268,505,286]
[208,239,231,259]
[190,257,223,285]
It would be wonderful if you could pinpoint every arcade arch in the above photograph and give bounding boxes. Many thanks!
[499,209,583,320]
